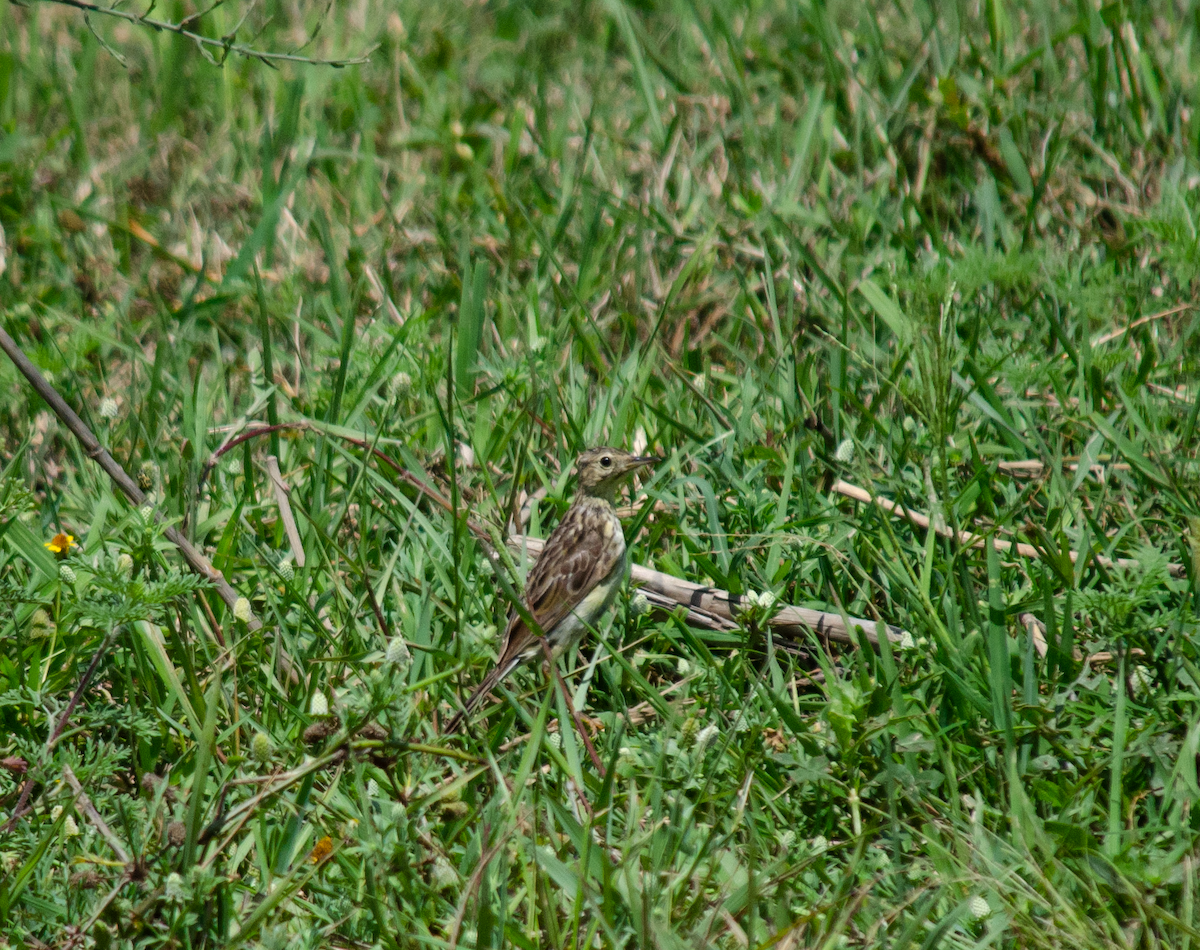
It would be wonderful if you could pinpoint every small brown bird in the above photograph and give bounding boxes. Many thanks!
[445,447,659,733]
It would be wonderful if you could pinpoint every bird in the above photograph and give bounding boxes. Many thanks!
[444,447,660,734]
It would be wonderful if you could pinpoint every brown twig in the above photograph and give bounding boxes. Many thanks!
[510,536,905,647]
[1090,303,1192,348]
[831,478,1185,578]
[2,627,119,832]
[266,455,305,567]
[62,872,134,950]
[34,0,373,67]
[62,765,130,864]
[0,326,261,629]
[200,421,497,552]
[447,828,509,949]
[540,637,607,776]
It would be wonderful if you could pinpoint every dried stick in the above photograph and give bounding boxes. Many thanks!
[0,326,260,629]
[266,455,305,567]
[509,536,905,646]
[2,627,118,832]
[36,0,372,67]
[540,637,606,775]
[63,765,130,864]
[831,479,1185,578]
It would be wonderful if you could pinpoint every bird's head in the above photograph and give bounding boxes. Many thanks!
[574,447,660,500]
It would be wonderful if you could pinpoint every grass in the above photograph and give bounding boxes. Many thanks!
[2,0,1200,946]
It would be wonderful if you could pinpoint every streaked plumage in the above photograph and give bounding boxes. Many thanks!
[445,448,659,733]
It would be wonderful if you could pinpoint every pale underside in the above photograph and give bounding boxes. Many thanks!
[515,532,627,664]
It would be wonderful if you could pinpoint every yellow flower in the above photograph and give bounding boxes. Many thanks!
[309,836,333,864]
[45,533,75,559]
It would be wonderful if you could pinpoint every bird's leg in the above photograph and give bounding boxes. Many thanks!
[538,636,607,776]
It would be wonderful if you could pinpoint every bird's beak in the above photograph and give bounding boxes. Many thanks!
[629,456,661,468]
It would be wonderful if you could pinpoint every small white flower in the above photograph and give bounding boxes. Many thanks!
[546,731,563,750]
[389,371,412,398]
[629,591,650,617]
[278,560,294,582]
[777,830,796,851]
[385,636,410,665]
[98,398,118,420]
[968,895,991,920]
[1130,665,1153,696]
[310,692,328,717]
[116,553,134,577]
[809,834,828,854]
[694,724,720,753]
[903,416,916,433]
[50,806,63,821]
[139,505,154,522]
[676,657,691,676]
[164,872,186,903]
[59,565,76,585]
[744,590,776,615]
[366,779,380,798]
[899,631,916,651]
[63,815,80,837]
[834,438,855,463]
[233,597,252,623]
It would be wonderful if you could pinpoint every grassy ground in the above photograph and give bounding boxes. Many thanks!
[2,0,1200,946]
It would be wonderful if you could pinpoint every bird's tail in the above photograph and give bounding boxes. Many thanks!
[442,657,521,735]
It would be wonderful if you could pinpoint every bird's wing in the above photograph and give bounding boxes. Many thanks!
[495,504,623,666]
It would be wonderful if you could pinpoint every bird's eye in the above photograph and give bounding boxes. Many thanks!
[600,456,612,467]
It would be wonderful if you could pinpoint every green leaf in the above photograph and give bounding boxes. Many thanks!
[183,668,221,869]
[134,620,201,737]
[222,140,313,289]
[455,259,489,400]
[998,126,1033,194]
[1090,412,1170,488]
[986,544,1014,745]
[858,278,912,346]
[3,518,58,580]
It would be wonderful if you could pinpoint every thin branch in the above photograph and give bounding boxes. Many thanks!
[265,455,305,567]
[831,478,1185,578]
[447,829,510,950]
[62,871,134,950]
[33,0,374,67]
[511,535,905,647]
[0,326,259,629]
[63,765,131,865]
[540,636,606,775]
[2,627,120,832]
